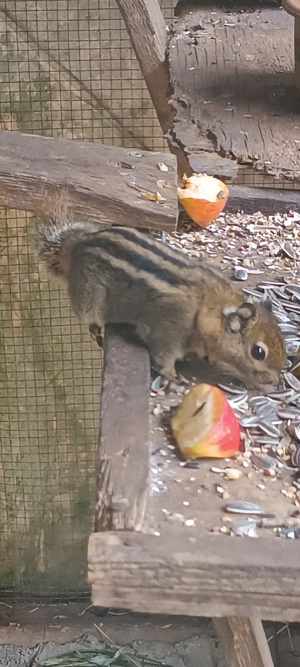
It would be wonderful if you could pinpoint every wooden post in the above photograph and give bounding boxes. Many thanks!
[213,618,274,667]
[95,325,150,533]
[283,0,300,93]
[295,15,300,92]
[115,0,173,133]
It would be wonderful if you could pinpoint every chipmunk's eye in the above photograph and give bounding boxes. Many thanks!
[251,342,268,361]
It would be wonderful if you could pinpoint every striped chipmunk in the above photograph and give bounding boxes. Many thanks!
[38,217,286,389]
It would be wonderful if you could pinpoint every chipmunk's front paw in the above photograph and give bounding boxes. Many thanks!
[89,323,103,349]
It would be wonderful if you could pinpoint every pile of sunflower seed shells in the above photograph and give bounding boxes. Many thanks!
[150,210,300,539]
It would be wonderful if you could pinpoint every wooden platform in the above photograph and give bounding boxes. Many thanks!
[167,4,300,183]
[88,316,300,667]
[88,329,300,623]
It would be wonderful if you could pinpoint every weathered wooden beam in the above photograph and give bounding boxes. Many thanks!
[296,15,300,92]
[96,325,150,532]
[167,8,299,183]
[213,618,274,667]
[0,130,178,231]
[283,0,300,93]
[225,185,300,214]
[88,531,300,622]
[115,0,173,133]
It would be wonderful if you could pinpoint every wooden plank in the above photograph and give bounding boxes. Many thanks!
[213,617,274,667]
[283,1,300,92]
[88,531,300,622]
[0,130,178,232]
[95,325,150,532]
[296,15,300,92]
[116,0,172,133]
[167,7,300,182]
[225,185,300,214]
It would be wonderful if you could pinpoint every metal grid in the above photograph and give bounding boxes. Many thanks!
[0,0,152,599]
[0,209,102,599]
[0,0,176,600]
[0,0,174,149]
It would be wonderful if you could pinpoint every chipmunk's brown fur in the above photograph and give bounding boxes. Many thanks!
[38,218,286,388]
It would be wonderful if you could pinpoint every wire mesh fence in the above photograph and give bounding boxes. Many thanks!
[0,209,102,599]
[0,0,179,599]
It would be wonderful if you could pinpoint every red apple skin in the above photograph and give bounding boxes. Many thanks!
[171,384,241,460]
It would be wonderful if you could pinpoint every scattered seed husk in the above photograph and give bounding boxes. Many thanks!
[232,519,259,537]
[224,467,242,480]
[182,461,201,469]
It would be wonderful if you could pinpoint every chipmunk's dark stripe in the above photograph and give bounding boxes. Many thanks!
[81,234,188,287]
[109,226,192,269]
[83,252,161,291]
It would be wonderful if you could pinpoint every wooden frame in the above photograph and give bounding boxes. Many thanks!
[115,0,173,134]
[88,324,300,667]
[89,528,300,622]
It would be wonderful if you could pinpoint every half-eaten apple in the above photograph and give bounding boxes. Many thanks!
[171,383,241,460]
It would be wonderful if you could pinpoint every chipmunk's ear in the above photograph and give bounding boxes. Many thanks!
[223,302,258,334]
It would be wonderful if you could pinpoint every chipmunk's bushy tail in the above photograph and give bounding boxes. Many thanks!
[37,214,101,277]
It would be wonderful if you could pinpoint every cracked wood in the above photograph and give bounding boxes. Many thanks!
[88,530,300,622]
[167,7,300,182]
[0,129,178,231]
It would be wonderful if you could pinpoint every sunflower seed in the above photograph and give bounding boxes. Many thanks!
[250,452,278,471]
[256,421,281,437]
[151,375,169,392]
[286,342,300,356]
[239,415,259,428]
[286,284,300,298]
[277,408,300,420]
[218,383,246,394]
[242,287,262,299]
[248,396,276,407]
[228,392,248,408]
[258,281,286,288]
[284,372,300,392]
[286,303,300,312]
[251,436,280,446]
[182,461,200,469]
[291,445,300,468]
[279,323,299,333]
[224,501,263,515]
[268,388,294,399]
[256,403,277,418]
